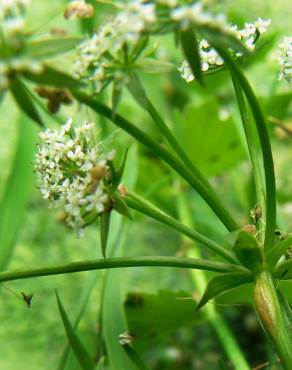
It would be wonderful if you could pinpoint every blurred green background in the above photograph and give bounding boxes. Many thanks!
[0,1,291,369]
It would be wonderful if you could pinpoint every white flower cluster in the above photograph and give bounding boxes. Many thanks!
[179,17,271,83]
[278,36,292,84]
[0,0,44,92]
[73,0,156,91]
[35,119,115,236]
[0,0,30,35]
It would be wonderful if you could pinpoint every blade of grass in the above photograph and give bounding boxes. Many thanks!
[72,89,238,232]
[231,75,266,220]
[55,290,95,370]
[0,115,36,270]
[217,49,276,251]
[126,192,239,264]
[10,77,43,126]
[57,272,98,370]
[0,256,247,284]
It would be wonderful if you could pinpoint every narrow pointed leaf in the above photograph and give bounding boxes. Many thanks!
[180,29,203,85]
[23,65,84,88]
[10,77,43,126]
[0,115,36,270]
[100,211,111,258]
[122,345,150,370]
[127,73,148,108]
[216,48,276,251]
[25,37,82,59]
[267,235,292,266]
[197,272,252,310]
[55,291,95,370]
[113,148,129,187]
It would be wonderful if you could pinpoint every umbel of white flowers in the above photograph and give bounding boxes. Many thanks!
[179,17,271,82]
[0,0,43,92]
[35,119,115,236]
[278,36,292,84]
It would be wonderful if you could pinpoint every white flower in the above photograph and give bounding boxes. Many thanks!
[278,36,292,84]
[35,119,115,236]
[178,17,271,82]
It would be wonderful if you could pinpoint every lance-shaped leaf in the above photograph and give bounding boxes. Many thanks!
[0,115,36,270]
[22,65,84,88]
[55,291,95,370]
[112,148,129,187]
[267,235,292,267]
[180,29,203,85]
[10,77,43,126]
[100,211,111,258]
[197,272,253,310]
[24,37,82,59]
[122,344,150,370]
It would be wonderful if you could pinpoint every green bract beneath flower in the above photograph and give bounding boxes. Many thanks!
[278,36,292,84]
[0,0,43,92]
[35,119,115,236]
[178,17,271,82]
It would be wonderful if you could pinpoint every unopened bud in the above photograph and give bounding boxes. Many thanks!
[91,164,106,181]
[64,1,94,20]
[242,224,257,235]
[118,184,128,197]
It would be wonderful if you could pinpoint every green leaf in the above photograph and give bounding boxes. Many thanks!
[0,115,36,270]
[232,230,263,272]
[197,273,252,310]
[180,29,203,85]
[135,58,175,73]
[100,211,111,258]
[125,290,201,350]
[24,37,82,59]
[23,65,84,88]
[127,73,148,108]
[10,77,43,126]
[111,81,123,118]
[268,235,292,267]
[217,48,276,251]
[55,291,95,370]
[177,99,246,177]
[112,148,129,187]
[122,345,150,370]
[57,273,98,370]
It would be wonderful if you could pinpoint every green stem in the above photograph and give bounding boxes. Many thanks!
[0,256,246,284]
[146,98,198,173]
[126,192,239,264]
[231,75,266,218]
[217,49,276,251]
[122,345,150,370]
[176,185,250,370]
[72,89,238,232]
[254,271,292,369]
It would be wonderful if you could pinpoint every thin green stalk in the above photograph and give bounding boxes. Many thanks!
[72,89,238,232]
[0,257,245,285]
[267,235,292,267]
[146,98,199,173]
[126,192,239,264]
[217,49,276,251]
[231,75,266,218]
[176,186,250,370]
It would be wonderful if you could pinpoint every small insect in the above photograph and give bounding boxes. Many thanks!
[21,292,34,308]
